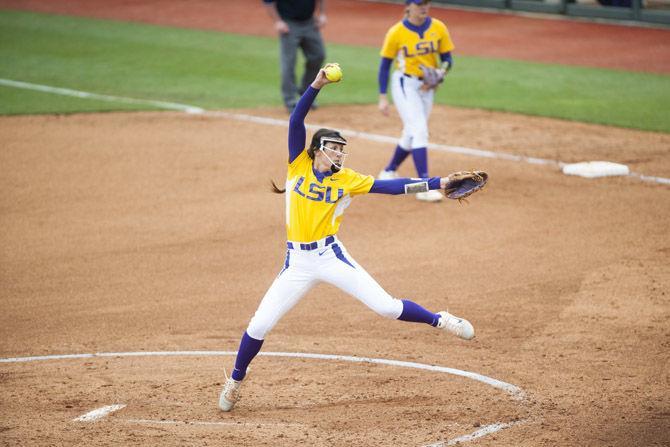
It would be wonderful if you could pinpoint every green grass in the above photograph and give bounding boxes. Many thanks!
[444,56,669,132]
[1,10,668,132]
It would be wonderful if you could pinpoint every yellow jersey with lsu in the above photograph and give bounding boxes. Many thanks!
[380,18,454,77]
[285,150,374,242]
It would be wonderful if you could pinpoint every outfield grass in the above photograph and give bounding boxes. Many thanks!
[1,10,668,132]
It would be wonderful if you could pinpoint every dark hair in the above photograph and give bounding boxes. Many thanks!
[306,128,346,159]
[271,179,285,194]
[271,128,347,194]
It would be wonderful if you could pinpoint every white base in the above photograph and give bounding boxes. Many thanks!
[561,161,630,178]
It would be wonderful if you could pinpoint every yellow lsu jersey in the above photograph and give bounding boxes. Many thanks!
[285,150,374,242]
[380,18,454,78]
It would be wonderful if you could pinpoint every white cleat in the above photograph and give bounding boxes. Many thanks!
[378,169,398,180]
[416,189,444,202]
[437,311,475,340]
[219,377,242,412]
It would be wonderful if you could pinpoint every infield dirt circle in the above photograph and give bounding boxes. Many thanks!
[0,1,669,446]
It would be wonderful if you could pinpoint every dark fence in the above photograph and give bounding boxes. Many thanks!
[429,0,670,25]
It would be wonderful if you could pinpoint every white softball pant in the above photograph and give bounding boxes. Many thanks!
[391,70,435,150]
[246,236,403,340]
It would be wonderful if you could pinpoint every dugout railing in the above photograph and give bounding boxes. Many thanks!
[422,0,670,25]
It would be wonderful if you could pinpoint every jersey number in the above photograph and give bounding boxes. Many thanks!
[293,177,343,203]
[402,41,436,58]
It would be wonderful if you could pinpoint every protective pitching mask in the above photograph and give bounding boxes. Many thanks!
[319,137,348,172]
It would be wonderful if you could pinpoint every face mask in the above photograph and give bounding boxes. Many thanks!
[319,137,348,170]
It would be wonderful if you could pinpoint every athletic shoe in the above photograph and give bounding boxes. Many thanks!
[219,377,242,412]
[437,311,475,340]
[378,169,398,180]
[416,190,443,202]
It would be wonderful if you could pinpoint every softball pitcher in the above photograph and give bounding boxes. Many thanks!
[378,0,454,202]
[219,66,474,412]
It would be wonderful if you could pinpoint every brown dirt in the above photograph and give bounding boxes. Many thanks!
[1,107,669,446]
[1,1,669,446]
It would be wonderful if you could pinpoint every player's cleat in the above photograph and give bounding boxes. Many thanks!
[416,190,443,202]
[437,311,475,340]
[219,377,242,412]
[378,169,398,180]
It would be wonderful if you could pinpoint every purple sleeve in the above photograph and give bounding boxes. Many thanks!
[369,177,441,195]
[288,86,320,163]
[378,57,393,94]
[440,52,453,70]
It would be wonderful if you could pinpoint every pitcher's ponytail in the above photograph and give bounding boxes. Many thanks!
[271,180,285,194]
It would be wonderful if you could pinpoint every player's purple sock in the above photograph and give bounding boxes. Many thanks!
[411,147,429,178]
[231,331,264,381]
[385,145,410,172]
[398,299,440,326]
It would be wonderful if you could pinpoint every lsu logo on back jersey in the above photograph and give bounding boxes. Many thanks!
[285,151,374,242]
[380,17,454,77]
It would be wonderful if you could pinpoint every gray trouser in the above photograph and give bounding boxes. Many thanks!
[280,18,325,108]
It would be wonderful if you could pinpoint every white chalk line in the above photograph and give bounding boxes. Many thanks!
[630,171,670,185]
[3,351,525,445]
[122,418,305,428]
[73,404,126,422]
[424,420,526,447]
[0,79,204,114]
[121,417,524,446]
[262,351,526,400]
[74,409,304,428]
[2,78,668,186]
[119,417,525,446]
[0,350,524,400]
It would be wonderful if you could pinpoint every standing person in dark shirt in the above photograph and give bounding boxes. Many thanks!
[263,0,327,112]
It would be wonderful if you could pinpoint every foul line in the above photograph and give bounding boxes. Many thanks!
[6,78,663,185]
[0,79,204,114]
[206,110,670,186]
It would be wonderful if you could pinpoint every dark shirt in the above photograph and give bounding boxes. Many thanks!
[263,0,317,22]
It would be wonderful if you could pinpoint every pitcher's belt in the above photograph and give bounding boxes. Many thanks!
[287,235,335,251]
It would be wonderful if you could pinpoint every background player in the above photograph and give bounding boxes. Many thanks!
[263,0,327,113]
[377,0,455,202]
[219,65,475,412]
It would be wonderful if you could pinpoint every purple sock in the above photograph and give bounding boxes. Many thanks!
[385,145,411,172]
[411,147,428,178]
[231,331,264,381]
[398,299,440,326]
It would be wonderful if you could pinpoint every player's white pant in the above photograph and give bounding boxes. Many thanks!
[391,70,435,150]
[246,236,403,340]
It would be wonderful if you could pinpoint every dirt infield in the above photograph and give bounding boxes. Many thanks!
[1,106,669,446]
[1,1,670,446]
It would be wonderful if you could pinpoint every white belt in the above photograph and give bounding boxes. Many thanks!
[287,235,336,251]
